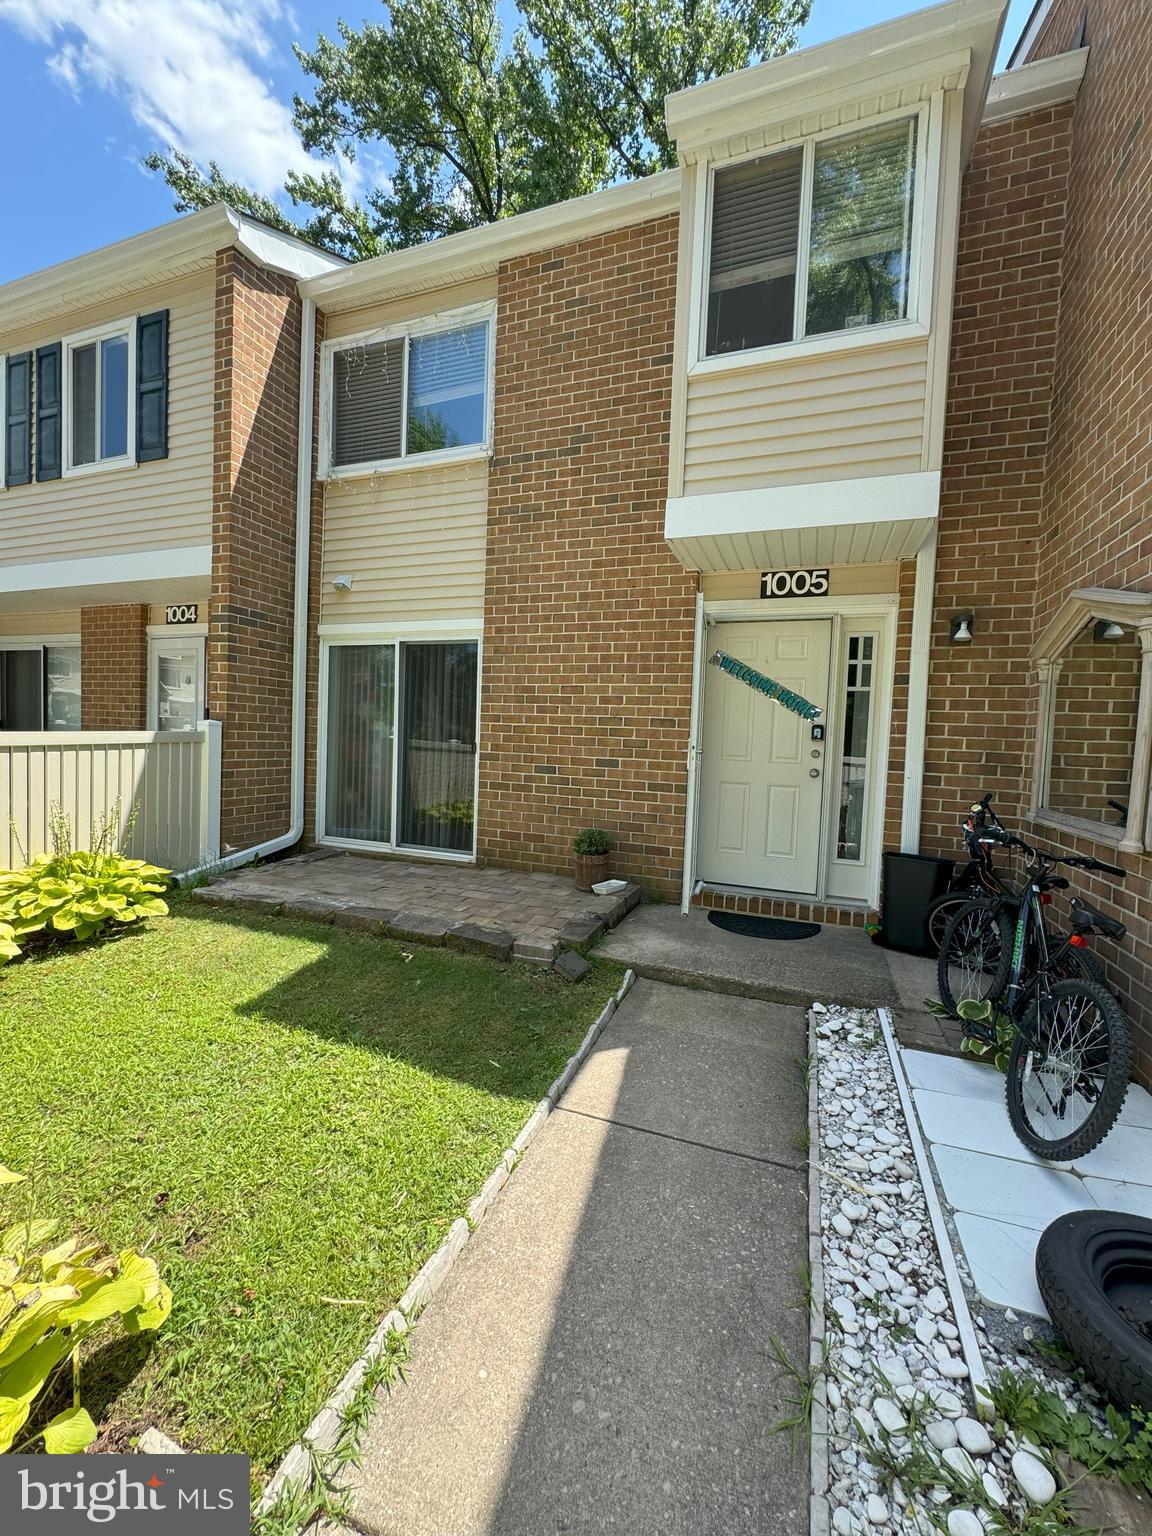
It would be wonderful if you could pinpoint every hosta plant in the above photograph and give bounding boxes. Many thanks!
[0,1167,172,1454]
[0,802,169,964]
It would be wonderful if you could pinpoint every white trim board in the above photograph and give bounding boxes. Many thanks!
[318,618,484,640]
[982,49,1087,124]
[0,546,212,595]
[665,473,940,572]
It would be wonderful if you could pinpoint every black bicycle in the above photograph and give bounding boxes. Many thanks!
[937,828,1131,1160]
[924,793,1019,954]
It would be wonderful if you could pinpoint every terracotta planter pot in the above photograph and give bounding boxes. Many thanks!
[574,852,610,893]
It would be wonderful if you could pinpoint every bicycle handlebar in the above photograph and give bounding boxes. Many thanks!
[977,826,1126,878]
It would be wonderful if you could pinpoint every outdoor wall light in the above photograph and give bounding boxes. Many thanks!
[1094,620,1126,642]
[950,613,974,644]
[332,574,353,591]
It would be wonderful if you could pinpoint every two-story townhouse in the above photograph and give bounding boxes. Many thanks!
[297,0,1152,1079]
[297,0,1009,909]
[0,209,343,859]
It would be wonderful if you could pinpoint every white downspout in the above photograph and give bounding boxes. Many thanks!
[900,525,938,853]
[176,295,316,881]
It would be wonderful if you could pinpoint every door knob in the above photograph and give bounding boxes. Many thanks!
[809,768,820,778]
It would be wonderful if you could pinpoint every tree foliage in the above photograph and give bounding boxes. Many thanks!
[147,0,810,260]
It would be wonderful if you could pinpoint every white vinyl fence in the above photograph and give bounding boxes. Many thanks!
[0,721,222,874]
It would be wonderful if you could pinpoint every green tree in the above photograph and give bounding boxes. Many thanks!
[146,0,810,260]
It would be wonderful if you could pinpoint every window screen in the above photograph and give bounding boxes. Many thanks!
[707,148,803,356]
[331,338,405,468]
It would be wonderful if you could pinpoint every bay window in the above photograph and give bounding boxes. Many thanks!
[706,115,919,358]
[324,307,493,477]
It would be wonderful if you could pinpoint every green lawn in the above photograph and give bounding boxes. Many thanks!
[0,897,622,1474]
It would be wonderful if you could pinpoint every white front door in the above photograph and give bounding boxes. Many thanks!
[698,619,832,895]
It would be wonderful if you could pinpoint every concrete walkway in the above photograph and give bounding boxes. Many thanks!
[347,979,810,1536]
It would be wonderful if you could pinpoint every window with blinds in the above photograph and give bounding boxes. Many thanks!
[327,313,491,473]
[705,115,918,357]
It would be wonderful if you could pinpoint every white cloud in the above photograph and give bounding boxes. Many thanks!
[0,0,344,197]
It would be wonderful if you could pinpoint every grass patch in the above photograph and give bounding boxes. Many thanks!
[0,896,622,1477]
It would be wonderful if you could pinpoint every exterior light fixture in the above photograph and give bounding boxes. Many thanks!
[332,574,353,591]
[950,613,974,644]
[1094,620,1125,641]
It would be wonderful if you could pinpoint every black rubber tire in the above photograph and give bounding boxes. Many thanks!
[925,892,972,956]
[1048,940,1107,989]
[1036,1210,1152,1413]
[937,899,1013,1017]
[1005,979,1132,1161]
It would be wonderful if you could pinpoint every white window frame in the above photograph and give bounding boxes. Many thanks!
[1029,591,1152,854]
[0,635,82,731]
[319,302,496,482]
[147,632,206,732]
[316,621,483,863]
[62,316,137,477]
[690,100,934,376]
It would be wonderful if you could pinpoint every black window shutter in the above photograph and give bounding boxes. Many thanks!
[136,309,169,462]
[35,343,62,481]
[5,351,32,487]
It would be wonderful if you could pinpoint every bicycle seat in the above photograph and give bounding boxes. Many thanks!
[1070,898,1126,941]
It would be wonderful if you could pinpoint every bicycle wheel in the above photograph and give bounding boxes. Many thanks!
[1049,940,1107,988]
[1006,979,1132,1160]
[925,892,973,956]
[937,899,1013,1016]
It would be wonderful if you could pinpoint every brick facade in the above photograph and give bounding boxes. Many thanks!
[80,603,148,730]
[209,250,303,852]
[478,217,698,899]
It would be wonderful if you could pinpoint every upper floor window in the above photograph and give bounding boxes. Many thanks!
[68,326,132,469]
[323,306,493,478]
[706,116,919,358]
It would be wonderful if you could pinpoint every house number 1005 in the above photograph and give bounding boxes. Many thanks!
[760,568,830,599]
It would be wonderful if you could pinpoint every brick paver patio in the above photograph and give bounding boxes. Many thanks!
[192,849,641,963]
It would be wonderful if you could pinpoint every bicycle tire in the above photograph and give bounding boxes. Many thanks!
[937,899,1013,1017]
[1050,941,1107,989]
[1005,979,1132,1161]
[925,892,972,956]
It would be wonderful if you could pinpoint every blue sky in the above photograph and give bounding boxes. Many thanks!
[0,0,1036,283]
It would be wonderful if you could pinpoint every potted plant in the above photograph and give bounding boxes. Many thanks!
[573,828,612,892]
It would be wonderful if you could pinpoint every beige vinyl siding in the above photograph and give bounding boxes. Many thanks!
[702,564,898,601]
[0,270,215,567]
[0,609,80,637]
[321,457,488,624]
[324,277,497,342]
[682,335,930,496]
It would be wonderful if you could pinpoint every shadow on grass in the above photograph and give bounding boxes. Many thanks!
[172,898,610,1102]
[22,1333,158,1452]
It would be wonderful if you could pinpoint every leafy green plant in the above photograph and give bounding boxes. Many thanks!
[925,994,1016,1071]
[0,1167,172,1454]
[572,828,612,856]
[421,799,475,828]
[0,802,169,964]
[986,1365,1152,1497]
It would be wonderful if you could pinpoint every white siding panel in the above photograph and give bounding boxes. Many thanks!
[683,337,930,494]
[0,272,216,566]
[320,457,488,623]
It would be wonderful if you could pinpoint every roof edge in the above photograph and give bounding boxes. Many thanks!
[301,170,681,313]
[981,47,1088,125]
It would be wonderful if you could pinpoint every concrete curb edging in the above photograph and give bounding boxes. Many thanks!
[806,1008,831,1536]
[255,966,638,1517]
[878,1007,991,1417]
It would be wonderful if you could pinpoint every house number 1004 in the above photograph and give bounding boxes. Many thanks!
[760,568,830,599]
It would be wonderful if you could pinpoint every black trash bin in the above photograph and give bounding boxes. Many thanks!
[880,851,956,954]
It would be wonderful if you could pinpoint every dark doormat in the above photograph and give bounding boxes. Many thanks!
[707,912,821,940]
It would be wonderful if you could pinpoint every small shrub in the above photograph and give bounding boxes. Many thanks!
[0,802,170,965]
[0,1167,172,1454]
[572,828,612,856]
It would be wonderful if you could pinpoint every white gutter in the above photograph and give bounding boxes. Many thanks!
[175,296,316,882]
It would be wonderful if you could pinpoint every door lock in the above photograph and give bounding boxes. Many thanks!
[809,768,820,778]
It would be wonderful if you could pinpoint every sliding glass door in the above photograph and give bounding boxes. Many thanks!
[323,639,478,855]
